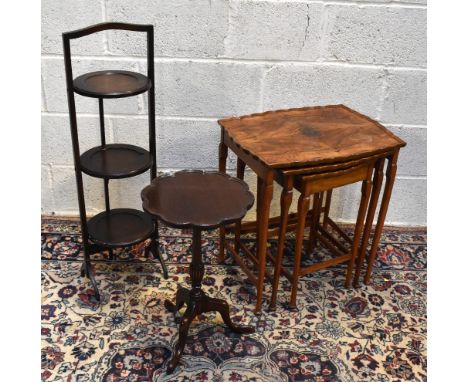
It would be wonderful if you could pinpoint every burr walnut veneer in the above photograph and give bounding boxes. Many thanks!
[218,105,406,314]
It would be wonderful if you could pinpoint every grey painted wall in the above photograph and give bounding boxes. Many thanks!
[41,0,427,225]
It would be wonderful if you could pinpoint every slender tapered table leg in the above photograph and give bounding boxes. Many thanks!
[345,169,373,288]
[322,190,333,229]
[306,192,323,254]
[269,176,293,311]
[364,152,399,285]
[353,159,385,287]
[289,193,311,310]
[254,171,274,315]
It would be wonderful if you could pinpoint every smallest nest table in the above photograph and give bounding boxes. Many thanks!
[141,170,255,374]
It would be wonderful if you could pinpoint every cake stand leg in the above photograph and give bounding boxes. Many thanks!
[87,263,100,302]
[151,221,168,279]
[81,249,100,302]
[80,261,86,277]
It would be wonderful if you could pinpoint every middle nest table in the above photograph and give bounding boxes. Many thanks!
[141,170,255,374]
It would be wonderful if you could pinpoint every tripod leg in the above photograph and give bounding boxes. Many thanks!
[165,287,190,313]
[166,303,196,374]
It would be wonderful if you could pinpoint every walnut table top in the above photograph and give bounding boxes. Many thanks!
[219,104,406,169]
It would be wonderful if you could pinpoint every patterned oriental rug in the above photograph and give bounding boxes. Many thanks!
[41,217,427,382]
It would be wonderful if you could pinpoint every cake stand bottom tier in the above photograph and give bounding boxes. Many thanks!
[87,208,154,248]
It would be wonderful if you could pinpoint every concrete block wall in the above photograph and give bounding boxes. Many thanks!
[41,0,427,225]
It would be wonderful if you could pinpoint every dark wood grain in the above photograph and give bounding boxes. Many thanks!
[80,144,152,179]
[164,229,254,374]
[87,208,154,248]
[141,170,255,373]
[62,22,152,40]
[62,22,163,302]
[141,170,254,230]
[219,105,406,169]
[74,70,150,98]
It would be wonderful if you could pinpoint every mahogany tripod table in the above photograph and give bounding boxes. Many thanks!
[218,105,406,314]
[141,170,255,373]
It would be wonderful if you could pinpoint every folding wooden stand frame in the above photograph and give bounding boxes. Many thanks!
[63,22,168,301]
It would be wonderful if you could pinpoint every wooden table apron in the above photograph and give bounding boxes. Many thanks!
[219,127,401,314]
